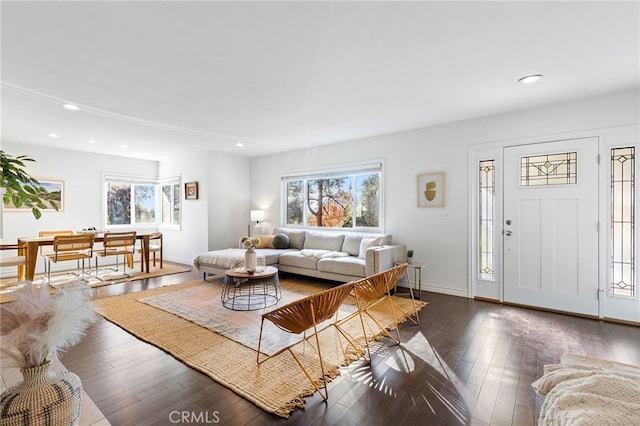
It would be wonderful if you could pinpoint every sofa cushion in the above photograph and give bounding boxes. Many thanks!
[317,257,366,277]
[278,251,319,269]
[342,233,393,256]
[255,248,294,265]
[304,232,345,252]
[342,234,364,256]
[358,236,382,259]
[272,233,290,249]
[380,234,393,245]
[255,235,274,249]
[273,227,306,249]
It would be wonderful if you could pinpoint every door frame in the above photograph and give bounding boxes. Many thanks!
[502,137,599,316]
[468,125,639,322]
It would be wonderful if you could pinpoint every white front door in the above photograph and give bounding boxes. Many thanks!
[503,138,600,316]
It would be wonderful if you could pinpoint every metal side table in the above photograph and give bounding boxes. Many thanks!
[395,260,425,300]
[222,266,282,310]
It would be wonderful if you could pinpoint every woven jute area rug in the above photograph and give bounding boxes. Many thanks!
[95,278,427,417]
[0,262,191,303]
[138,279,363,356]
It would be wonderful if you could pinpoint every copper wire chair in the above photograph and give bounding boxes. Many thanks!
[340,263,420,362]
[256,282,362,400]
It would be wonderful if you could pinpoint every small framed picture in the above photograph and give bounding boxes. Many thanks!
[185,181,199,200]
[417,172,445,207]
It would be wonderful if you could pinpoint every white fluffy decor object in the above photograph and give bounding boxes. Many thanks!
[0,281,97,368]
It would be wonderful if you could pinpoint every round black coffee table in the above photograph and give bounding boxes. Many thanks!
[221,266,281,311]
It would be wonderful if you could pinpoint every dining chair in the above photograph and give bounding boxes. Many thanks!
[136,232,162,270]
[43,234,94,282]
[38,230,75,272]
[256,282,361,400]
[95,231,137,280]
[0,243,26,270]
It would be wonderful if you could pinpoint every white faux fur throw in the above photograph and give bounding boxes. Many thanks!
[300,249,350,259]
[193,249,247,270]
[532,354,640,425]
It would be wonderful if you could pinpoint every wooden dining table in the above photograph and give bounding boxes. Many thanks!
[16,231,157,281]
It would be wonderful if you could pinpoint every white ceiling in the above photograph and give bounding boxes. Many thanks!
[2,1,638,161]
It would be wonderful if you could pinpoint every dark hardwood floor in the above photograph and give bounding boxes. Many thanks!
[61,265,640,426]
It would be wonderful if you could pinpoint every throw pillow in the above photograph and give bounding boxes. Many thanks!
[303,232,345,252]
[273,227,306,249]
[342,234,364,256]
[358,236,382,259]
[272,233,290,249]
[255,235,274,249]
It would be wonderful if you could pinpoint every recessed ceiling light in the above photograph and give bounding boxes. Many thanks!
[88,139,96,144]
[120,144,128,149]
[62,103,80,111]
[47,133,60,138]
[236,142,244,148]
[518,74,544,84]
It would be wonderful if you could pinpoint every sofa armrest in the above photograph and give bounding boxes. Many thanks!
[365,244,407,276]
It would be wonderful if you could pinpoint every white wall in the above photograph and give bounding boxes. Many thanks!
[1,142,157,244]
[251,89,640,297]
[158,151,209,265]
[158,150,251,264]
[206,151,251,251]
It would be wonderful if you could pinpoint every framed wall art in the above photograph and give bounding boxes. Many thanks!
[185,181,199,200]
[4,179,64,212]
[417,172,445,207]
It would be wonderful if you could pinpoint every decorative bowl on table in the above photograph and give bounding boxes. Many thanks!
[77,227,102,234]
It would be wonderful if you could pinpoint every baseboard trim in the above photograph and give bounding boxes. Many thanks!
[603,317,640,327]
[422,284,469,298]
[474,296,500,303]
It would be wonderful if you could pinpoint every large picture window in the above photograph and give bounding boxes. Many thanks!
[282,162,383,231]
[103,174,181,229]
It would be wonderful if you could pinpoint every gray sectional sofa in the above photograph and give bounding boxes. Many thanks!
[193,227,406,283]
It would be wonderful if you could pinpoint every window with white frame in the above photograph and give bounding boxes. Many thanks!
[610,147,635,298]
[160,178,181,226]
[282,162,383,231]
[478,159,496,281]
[103,174,181,229]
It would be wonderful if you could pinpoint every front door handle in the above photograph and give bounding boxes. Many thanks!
[504,230,512,236]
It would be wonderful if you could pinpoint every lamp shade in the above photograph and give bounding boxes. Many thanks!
[250,210,265,222]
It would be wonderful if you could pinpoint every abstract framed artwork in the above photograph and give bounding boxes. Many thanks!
[5,179,64,212]
[417,172,445,207]
[185,181,199,200]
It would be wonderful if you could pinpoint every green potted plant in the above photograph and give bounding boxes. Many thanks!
[407,249,414,264]
[1,150,59,219]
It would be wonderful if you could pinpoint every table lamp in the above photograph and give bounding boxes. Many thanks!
[249,210,265,236]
